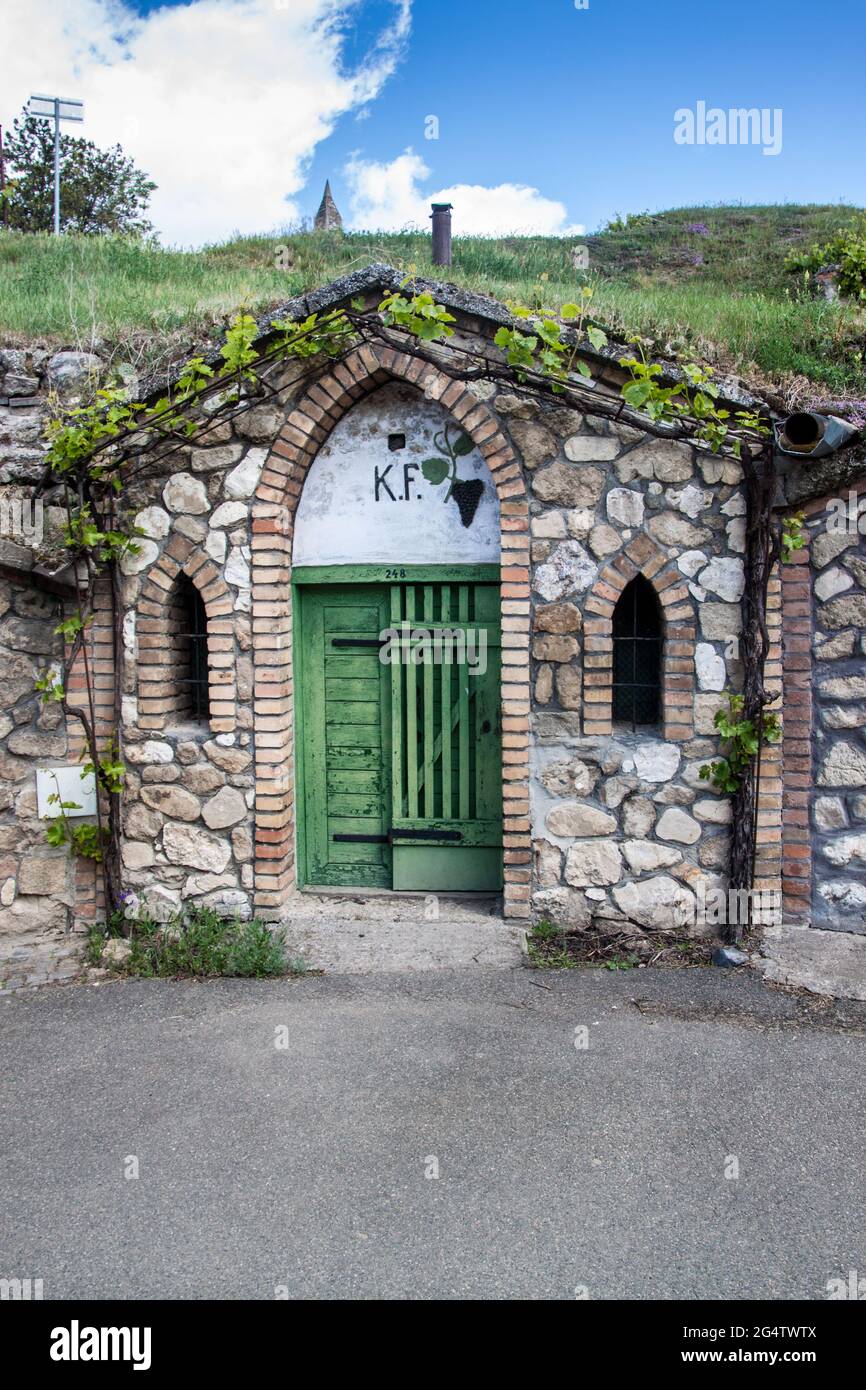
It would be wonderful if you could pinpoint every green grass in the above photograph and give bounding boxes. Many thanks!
[1,203,864,395]
[96,904,291,978]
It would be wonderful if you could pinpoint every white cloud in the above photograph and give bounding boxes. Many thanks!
[2,0,411,246]
[345,149,583,235]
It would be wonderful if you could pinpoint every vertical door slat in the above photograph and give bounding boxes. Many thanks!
[405,585,418,820]
[389,584,403,824]
[423,584,434,818]
[458,583,470,820]
[440,585,452,822]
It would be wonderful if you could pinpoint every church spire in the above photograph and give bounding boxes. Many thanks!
[314,180,342,231]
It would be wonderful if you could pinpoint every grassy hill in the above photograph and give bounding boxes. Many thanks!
[0,204,863,401]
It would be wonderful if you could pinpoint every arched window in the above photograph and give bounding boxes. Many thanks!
[168,574,210,726]
[611,575,662,731]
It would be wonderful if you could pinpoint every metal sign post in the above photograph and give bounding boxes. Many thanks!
[28,94,84,234]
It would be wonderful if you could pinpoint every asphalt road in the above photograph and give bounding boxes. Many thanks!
[1,966,863,1300]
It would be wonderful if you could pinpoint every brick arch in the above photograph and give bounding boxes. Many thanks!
[251,341,531,919]
[255,343,528,514]
[134,531,237,735]
[582,533,696,742]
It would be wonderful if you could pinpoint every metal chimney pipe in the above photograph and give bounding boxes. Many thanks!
[431,202,453,267]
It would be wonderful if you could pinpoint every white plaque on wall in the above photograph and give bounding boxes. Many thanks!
[36,766,98,819]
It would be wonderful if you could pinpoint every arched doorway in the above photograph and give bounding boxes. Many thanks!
[291,384,503,893]
[251,340,532,921]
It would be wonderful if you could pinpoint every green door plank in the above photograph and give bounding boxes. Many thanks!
[324,655,381,676]
[325,676,380,700]
[475,638,500,822]
[294,563,499,585]
[329,814,384,835]
[326,701,380,726]
[392,817,501,847]
[326,728,382,751]
[322,860,391,885]
[423,583,435,820]
[393,846,501,892]
[458,584,470,820]
[389,583,403,855]
[327,769,383,795]
[440,585,452,822]
[326,608,383,631]
[300,593,328,883]
[328,792,384,817]
[404,585,418,821]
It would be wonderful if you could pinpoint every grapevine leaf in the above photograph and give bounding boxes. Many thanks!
[421,458,450,485]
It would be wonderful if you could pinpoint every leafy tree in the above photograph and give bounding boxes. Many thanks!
[2,109,156,235]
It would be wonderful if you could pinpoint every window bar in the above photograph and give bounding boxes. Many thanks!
[611,577,662,731]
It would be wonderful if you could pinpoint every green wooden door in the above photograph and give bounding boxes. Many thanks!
[296,573,502,893]
[388,580,502,891]
[297,585,392,888]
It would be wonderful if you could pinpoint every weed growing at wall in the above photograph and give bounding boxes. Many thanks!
[699,694,782,795]
[780,510,806,563]
[96,905,290,978]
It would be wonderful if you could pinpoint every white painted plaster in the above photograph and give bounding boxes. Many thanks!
[292,384,500,566]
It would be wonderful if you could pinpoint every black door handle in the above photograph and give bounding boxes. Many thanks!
[388,828,462,843]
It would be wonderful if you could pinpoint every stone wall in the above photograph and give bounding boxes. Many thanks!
[5,308,865,987]
[802,493,866,932]
[1,347,102,483]
[513,393,766,943]
[0,333,767,971]
[0,573,93,988]
[113,390,278,926]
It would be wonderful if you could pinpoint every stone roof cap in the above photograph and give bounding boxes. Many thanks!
[0,536,76,594]
[258,262,771,415]
[131,261,770,421]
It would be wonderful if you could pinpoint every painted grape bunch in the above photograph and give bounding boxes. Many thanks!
[420,425,484,528]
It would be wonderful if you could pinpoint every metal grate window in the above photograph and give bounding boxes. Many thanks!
[612,575,662,731]
[177,579,210,724]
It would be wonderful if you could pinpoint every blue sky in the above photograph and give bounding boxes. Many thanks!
[7,0,865,244]
[310,0,866,232]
